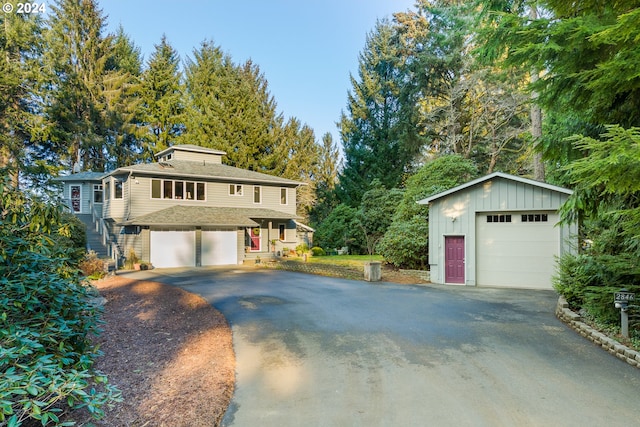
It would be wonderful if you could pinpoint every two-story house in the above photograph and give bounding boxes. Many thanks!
[56,144,311,268]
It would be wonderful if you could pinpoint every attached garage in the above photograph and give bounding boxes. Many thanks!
[151,229,196,268]
[201,229,238,266]
[418,172,577,289]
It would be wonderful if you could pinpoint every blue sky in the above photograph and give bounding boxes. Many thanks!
[99,0,416,145]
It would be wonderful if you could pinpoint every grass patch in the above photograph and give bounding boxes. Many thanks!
[305,254,383,268]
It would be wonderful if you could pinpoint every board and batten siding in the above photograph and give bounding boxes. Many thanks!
[104,175,297,219]
[428,177,575,286]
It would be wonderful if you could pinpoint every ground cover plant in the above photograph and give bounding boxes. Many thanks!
[0,175,121,426]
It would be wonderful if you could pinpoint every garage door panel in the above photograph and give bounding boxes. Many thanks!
[151,230,196,268]
[202,230,237,266]
[476,212,558,289]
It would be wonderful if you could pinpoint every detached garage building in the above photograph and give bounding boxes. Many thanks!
[418,172,576,289]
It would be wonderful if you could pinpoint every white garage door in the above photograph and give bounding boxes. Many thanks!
[476,212,559,289]
[150,230,196,268]
[202,230,237,266]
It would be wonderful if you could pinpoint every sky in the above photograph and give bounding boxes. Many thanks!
[98,0,417,145]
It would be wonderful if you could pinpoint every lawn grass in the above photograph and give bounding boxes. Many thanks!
[305,254,383,268]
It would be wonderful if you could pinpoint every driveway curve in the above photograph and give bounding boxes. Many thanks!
[133,267,640,426]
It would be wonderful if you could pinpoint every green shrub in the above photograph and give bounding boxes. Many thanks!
[311,247,325,256]
[295,243,309,256]
[552,253,594,309]
[1,176,121,426]
[378,216,429,269]
[553,252,640,325]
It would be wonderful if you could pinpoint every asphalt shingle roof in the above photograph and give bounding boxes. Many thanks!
[123,205,298,227]
[53,171,108,181]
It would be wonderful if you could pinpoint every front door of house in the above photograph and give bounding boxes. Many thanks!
[445,236,465,284]
[70,185,82,213]
[250,227,261,251]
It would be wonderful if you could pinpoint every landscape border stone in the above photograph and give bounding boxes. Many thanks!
[556,296,640,369]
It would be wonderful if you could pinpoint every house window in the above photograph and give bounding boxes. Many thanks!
[254,186,261,204]
[487,214,511,223]
[229,184,243,196]
[163,180,173,199]
[151,179,206,201]
[279,224,286,241]
[280,188,288,205]
[175,181,184,199]
[151,179,161,199]
[521,214,548,223]
[186,182,194,200]
[93,184,103,203]
[197,182,205,201]
[104,181,110,200]
[114,179,123,199]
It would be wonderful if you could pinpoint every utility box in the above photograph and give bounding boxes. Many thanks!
[364,261,382,282]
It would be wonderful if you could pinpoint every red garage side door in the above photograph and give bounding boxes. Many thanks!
[445,236,465,284]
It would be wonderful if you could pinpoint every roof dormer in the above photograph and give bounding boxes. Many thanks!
[155,144,226,164]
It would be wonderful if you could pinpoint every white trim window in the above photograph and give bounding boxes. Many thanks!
[280,188,288,205]
[151,179,206,201]
[93,184,103,203]
[253,186,261,204]
[114,179,123,199]
[229,184,243,196]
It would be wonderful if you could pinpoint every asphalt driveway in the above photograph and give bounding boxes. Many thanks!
[130,267,640,426]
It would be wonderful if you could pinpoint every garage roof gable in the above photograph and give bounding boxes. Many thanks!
[417,172,572,205]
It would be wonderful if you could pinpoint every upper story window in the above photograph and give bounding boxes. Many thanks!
[253,186,261,204]
[104,181,110,200]
[152,179,205,201]
[280,188,288,205]
[229,184,243,196]
[93,184,103,203]
[114,179,123,199]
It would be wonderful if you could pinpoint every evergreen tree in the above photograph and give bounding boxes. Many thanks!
[182,41,280,171]
[103,26,144,168]
[272,117,320,220]
[0,3,46,185]
[139,35,184,158]
[337,19,423,207]
[475,0,640,162]
[44,0,112,172]
[310,132,340,225]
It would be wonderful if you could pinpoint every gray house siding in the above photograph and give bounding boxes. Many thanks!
[103,175,297,221]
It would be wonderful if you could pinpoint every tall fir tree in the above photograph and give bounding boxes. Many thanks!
[181,40,280,171]
[337,19,423,207]
[44,0,112,172]
[310,132,340,226]
[0,2,46,185]
[103,26,144,168]
[139,35,184,158]
[271,117,320,220]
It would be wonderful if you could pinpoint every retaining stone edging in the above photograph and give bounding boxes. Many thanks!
[556,296,640,369]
